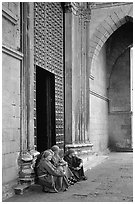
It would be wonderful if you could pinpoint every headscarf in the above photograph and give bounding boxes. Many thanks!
[42,150,51,158]
[51,145,60,152]
[67,149,75,155]
[48,149,54,155]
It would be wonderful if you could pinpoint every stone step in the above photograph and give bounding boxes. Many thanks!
[14,177,35,195]
[14,183,30,195]
[19,177,35,184]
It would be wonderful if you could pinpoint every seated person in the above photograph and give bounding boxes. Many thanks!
[51,145,66,167]
[51,145,76,184]
[36,150,69,193]
[34,149,54,183]
[34,151,45,183]
[64,149,87,181]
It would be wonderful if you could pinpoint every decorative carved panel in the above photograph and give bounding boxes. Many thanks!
[34,2,64,148]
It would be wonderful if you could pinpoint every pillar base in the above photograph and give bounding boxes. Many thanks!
[14,150,40,195]
[65,143,93,156]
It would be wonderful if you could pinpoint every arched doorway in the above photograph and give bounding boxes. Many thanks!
[106,21,133,151]
[89,14,133,152]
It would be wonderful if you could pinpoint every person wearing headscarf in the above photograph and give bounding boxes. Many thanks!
[36,150,69,192]
[51,145,76,185]
[34,149,55,184]
[64,149,87,181]
[34,151,45,183]
[48,149,54,156]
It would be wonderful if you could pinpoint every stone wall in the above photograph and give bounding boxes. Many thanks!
[2,53,21,183]
[2,2,133,199]
[106,19,133,151]
[2,2,21,185]
[88,3,133,152]
[108,49,132,150]
[89,44,108,152]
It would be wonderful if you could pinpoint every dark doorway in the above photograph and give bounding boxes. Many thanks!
[36,66,56,153]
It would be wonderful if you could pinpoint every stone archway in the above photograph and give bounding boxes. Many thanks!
[89,5,133,74]
[88,5,133,152]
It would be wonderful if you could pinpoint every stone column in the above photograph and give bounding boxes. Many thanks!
[16,3,39,189]
[26,2,34,152]
[64,3,93,150]
[21,2,35,154]
[64,3,73,144]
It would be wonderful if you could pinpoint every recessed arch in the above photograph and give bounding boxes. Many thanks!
[89,5,133,74]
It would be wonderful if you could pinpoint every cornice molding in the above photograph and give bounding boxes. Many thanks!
[64,2,132,14]
[90,90,109,102]
[2,45,23,60]
[91,2,132,9]
[64,2,72,13]
[109,111,132,115]
[64,2,92,21]
[66,143,93,148]
[2,6,18,25]
[90,74,94,80]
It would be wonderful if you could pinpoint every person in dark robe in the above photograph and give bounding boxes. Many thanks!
[34,149,54,183]
[34,151,44,184]
[64,149,87,181]
[51,145,75,185]
[36,150,69,193]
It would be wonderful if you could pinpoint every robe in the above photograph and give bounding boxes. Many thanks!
[51,154,74,179]
[64,154,85,180]
[36,158,68,191]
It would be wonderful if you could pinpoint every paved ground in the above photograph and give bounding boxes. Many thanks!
[4,152,133,202]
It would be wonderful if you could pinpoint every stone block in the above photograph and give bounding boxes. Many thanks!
[3,152,18,169]
[102,20,113,35]
[95,31,103,40]
[2,2,8,9]
[66,143,93,157]
[97,25,108,35]
[3,166,18,184]
[91,35,100,44]
[111,12,122,26]
[14,183,30,195]
[90,41,98,49]
[106,16,116,31]
[2,179,17,201]
[19,178,35,185]
[117,10,125,22]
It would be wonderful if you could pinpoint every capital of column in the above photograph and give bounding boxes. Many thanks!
[64,2,94,22]
[64,2,72,13]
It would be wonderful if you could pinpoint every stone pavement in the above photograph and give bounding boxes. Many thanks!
[3,152,133,202]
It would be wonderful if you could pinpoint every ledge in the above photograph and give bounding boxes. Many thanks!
[2,6,18,25]
[109,111,132,115]
[90,74,94,80]
[91,2,132,9]
[66,143,93,148]
[2,45,23,60]
[65,143,94,156]
[90,90,109,102]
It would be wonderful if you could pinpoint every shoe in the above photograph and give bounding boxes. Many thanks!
[53,187,59,193]
[42,189,49,193]
[70,178,77,183]
[63,187,68,192]
[68,180,74,185]
[69,181,74,185]
[81,176,87,181]
[42,187,49,193]
[42,186,58,193]
[48,189,58,193]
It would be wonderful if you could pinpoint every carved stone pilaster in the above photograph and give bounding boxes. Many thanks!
[64,2,93,22]
[64,2,72,13]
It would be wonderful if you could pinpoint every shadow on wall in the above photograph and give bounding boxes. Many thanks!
[108,136,133,152]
